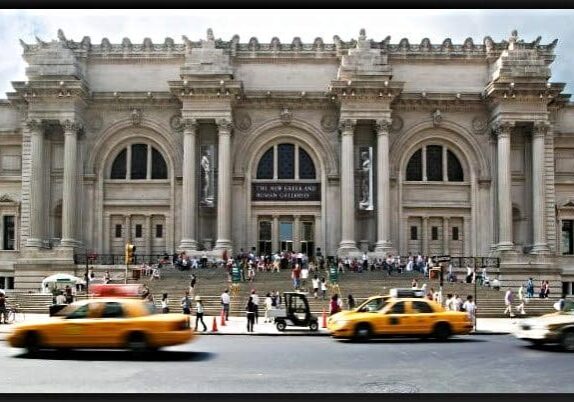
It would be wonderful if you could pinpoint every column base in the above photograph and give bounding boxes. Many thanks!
[530,243,550,254]
[374,241,395,255]
[25,238,43,248]
[59,238,79,248]
[338,240,359,257]
[497,242,515,252]
[178,239,198,253]
[214,239,232,251]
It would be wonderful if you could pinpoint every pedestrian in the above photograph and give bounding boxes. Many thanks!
[504,288,514,317]
[411,279,418,289]
[427,287,435,301]
[312,275,320,299]
[515,285,526,315]
[189,274,197,296]
[246,296,256,332]
[453,294,463,312]
[65,285,73,304]
[466,265,473,284]
[181,291,192,315]
[194,296,207,332]
[526,277,534,298]
[462,295,477,330]
[0,292,7,324]
[251,289,260,324]
[221,289,230,321]
[444,294,454,311]
[56,291,66,305]
[264,292,273,323]
[320,277,327,300]
[347,294,356,310]
[301,264,309,291]
[329,294,342,316]
[161,293,170,314]
[544,280,550,298]
[141,284,150,300]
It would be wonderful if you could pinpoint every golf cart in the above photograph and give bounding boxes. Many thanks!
[271,292,319,332]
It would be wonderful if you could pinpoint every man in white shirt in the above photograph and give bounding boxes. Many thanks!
[301,265,309,291]
[221,289,231,321]
[55,291,67,305]
[462,295,476,330]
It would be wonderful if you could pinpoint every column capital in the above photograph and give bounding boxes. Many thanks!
[375,118,392,135]
[491,120,515,138]
[216,118,233,134]
[25,119,43,133]
[338,118,356,135]
[182,118,199,134]
[533,120,551,138]
[61,119,82,134]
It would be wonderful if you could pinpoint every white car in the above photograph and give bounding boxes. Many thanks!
[514,300,574,351]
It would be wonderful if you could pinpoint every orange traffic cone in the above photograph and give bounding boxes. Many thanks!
[322,308,327,328]
[220,310,226,326]
[212,316,218,332]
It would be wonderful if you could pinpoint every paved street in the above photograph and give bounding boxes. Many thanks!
[0,334,572,393]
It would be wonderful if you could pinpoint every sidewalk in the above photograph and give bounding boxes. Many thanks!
[0,313,525,341]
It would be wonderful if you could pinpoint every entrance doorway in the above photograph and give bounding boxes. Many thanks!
[280,221,293,252]
[256,216,315,256]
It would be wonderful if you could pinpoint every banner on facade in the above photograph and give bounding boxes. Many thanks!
[252,182,321,201]
[200,145,215,207]
[358,146,373,210]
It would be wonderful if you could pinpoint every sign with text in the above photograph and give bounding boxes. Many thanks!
[252,182,321,201]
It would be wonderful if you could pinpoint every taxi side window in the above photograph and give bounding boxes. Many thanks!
[412,301,434,314]
[102,302,125,318]
[390,302,405,314]
[66,304,89,319]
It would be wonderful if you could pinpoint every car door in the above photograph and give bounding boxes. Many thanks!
[56,303,95,347]
[95,301,130,347]
[410,300,436,334]
[379,301,408,335]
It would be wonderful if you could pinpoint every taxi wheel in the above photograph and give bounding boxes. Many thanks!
[354,323,372,341]
[127,332,150,355]
[24,331,41,355]
[433,322,451,341]
[560,330,574,352]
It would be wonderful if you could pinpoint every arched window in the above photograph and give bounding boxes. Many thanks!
[405,145,464,182]
[109,143,168,180]
[256,143,316,180]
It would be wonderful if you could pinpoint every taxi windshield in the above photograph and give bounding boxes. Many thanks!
[357,297,387,312]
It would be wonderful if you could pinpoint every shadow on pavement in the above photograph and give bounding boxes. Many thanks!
[13,349,216,362]
[336,337,488,344]
[523,344,569,354]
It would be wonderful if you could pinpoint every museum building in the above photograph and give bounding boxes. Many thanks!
[1,28,574,291]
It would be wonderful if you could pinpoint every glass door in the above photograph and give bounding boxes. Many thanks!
[300,221,314,257]
[258,221,272,256]
[280,221,293,252]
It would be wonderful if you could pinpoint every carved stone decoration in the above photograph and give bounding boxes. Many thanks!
[200,144,215,207]
[234,112,252,131]
[491,121,515,137]
[358,146,374,211]
[131,109,142,126]
[216,118,233,133]
[170,114,183,131]
[375,118,392,134]
[101,38,112,52]
[321,113,339,132]
[61,119,82,133]
[0,193,19,203]
[472,116,488,135]
[432,109,442,127]
[182,118,198,133]
[339,119,356,134]
[280,107,293,125]
[25,119,43,133]
[533,121,551,137]
[391,116,404,132]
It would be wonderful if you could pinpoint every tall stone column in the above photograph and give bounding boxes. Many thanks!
[60,119,81,248]
[272,215,279,254]
[214,118,233,252]
[26,120,45,248]
[443,217,450,255]
[494,121,515,251]
[293,215,301,253]
[338,119,358,254]
[375,118,393,253]
[124,215,132,244]
[531,121,549,253]
[179,119,198,251]
[146,214,153,256]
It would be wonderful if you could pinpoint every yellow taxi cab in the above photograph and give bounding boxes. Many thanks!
[327,295,473,341]
[7,298,194,354]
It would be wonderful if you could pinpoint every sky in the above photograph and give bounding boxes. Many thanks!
[1,9,574,98]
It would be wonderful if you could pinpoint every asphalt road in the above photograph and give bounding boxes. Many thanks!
[0,334,572,393]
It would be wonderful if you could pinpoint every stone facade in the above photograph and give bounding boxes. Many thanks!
[1,28,574,291]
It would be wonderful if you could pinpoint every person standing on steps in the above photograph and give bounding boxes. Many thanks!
[181,291,192,315]
[312,275,320,299]
[516,284,526,315]
[221,289,230,321]
[194,296,207,332]
[504,288,515,317]
[161,293,170,314]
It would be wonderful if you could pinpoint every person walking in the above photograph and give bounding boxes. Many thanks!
[246,296,256,332]
[181,291,192,315]
[194,296,207,332]
[462,295,477,331]
[320,277,327,300]
[504,288,515,317]
[264,292,274,323]
[347,294,356,310]
[161,293,170,314]
[516,285,526,315]
[329,294,342,316]
[251,289,260,324]
[312,275,320,299]
[0,292,8,324]
[221,289,230,321]
[526,277,534,298]
[189,274,197,298]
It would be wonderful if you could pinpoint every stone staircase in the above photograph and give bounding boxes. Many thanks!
[5,264,562,318]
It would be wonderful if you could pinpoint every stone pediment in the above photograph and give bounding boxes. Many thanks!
[0,193,20,203]
[338,29,391,81]
[181,29,233,77]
